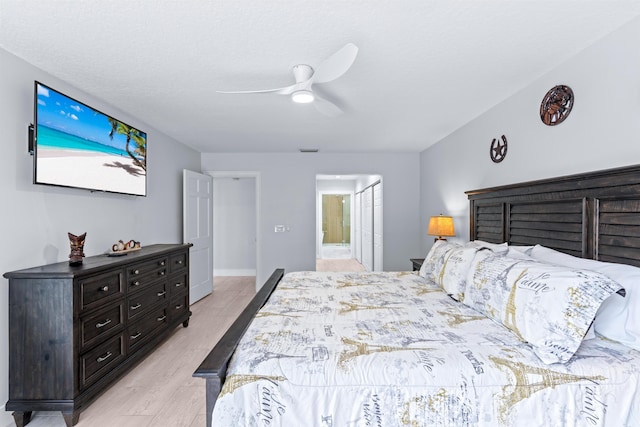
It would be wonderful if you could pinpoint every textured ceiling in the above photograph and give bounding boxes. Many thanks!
[2,1,640,153]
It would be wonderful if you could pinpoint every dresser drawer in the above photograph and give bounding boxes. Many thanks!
[169,252,187,273]
[169,294,189,321]
[127,258,168,292]
[127,270,167,293]
[79,270,124,312]
[169,273,188,296]
[80,334,125,390]
[80,302,125,351]
[127,281,168,321]
[127,256,168,286]
[127,306,168,353]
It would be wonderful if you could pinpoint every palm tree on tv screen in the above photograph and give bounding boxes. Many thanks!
[108,118,147,173]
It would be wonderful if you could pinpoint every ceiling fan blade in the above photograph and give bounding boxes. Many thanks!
[217,83,297,95]
[275,80,311,95]
[312,43,359,84]
[313,95,343,117]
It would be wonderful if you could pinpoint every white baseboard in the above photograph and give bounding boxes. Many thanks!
[214,269,256,277]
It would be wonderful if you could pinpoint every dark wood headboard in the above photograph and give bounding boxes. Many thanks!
[466,164,640,267]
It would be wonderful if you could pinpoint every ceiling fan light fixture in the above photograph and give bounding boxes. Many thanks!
[292,90,314,104]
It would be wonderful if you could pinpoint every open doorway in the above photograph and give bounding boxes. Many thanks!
[320,193,352,258]
[209,171,260,290]
[322,194,350,246]
[316,174,382,272]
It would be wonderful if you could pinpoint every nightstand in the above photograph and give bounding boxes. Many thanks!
[410,258,424,271]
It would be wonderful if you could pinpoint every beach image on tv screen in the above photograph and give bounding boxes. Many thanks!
[35,82,147,196]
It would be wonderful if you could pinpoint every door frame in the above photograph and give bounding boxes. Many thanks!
[206,171,262,291]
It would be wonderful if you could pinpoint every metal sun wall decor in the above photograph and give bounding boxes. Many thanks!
[540,85,574,126]
[490,135,508,163]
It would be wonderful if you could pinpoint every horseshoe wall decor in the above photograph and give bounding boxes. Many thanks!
[490,135,508,163]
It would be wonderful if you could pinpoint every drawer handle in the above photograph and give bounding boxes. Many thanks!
[95,319,112,328]
[159,261,166,266]
[158,271,165,276]
[176,260,183,265]
[132,269,140,275]
[157,291,167,297]
[96,352,113,363]
[130,303,142,310]
[131,281,141,287]
[99,285,109,292]
[157,315,167,322]
[130,332,142,339]
[175,282,183,287]
[175,304,183,310]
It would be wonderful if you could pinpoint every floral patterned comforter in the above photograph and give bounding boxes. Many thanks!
[212,271,640,426]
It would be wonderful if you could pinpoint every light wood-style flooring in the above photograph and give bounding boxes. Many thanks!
[316,244,366,272]
[25,276,257,427]
[316,257,365,272]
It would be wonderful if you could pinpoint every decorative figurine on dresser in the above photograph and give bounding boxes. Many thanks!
[67,232,86,265]
[3,243,192,426]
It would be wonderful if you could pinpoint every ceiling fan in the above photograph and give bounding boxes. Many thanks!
[217,43,358,117]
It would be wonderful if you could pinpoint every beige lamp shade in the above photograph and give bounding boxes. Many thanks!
[427,215,455,240]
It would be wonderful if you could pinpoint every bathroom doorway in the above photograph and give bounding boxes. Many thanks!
[319,192,352,261]
[322,194,351,245]
[316,174,382,272]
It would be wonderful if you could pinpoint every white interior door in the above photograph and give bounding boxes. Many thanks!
[183,169,213,304]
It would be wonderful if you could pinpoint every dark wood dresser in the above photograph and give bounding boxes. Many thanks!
[3,243,192,426]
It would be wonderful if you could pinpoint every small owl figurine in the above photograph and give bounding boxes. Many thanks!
[68,232,86,265]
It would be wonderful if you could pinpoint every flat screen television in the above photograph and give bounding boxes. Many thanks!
[33,81,147,196]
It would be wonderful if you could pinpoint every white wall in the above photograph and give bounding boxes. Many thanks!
[420,16,640,256]
[316,179,356,193]
[201,153,421,285]
[212,177,257,275]
[0,48,200,427]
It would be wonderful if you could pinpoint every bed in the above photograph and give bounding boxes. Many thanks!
[194,164,640,426]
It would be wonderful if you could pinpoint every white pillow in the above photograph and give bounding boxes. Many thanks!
[470,240,509,254]
[507,245,535,258]
[529,245,638,350]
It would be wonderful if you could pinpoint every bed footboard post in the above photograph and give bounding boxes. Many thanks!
[205,377,222,427]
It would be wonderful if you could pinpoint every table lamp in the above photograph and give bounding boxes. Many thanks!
[427,214,455,241]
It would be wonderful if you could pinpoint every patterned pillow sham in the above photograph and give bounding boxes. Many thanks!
[439,244,500,300]
[529,245,639,350]
[465,251,623,364]
[422,240,507,299]
[418,240,460,281]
